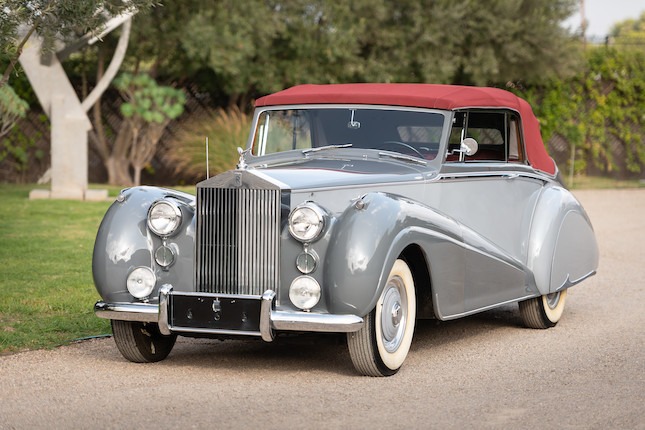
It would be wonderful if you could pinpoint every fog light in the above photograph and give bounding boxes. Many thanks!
[126,267,156,299]
[289,276,321,311]
[154,244,176,268]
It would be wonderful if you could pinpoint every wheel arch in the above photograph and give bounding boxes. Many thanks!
[323,192,458,317]
[400,244,435,319]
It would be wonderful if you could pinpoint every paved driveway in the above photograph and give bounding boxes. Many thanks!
[1,189,643,429]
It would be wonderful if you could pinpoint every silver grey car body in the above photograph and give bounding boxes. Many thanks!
[93,84,599,376]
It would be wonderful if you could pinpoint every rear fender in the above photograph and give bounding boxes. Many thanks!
[528,187,598,295]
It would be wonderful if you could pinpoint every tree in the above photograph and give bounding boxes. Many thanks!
[0,0,159,88]
[609,11,645,50]
[112,73,186,186]
[0,85,28,139]
[150,0,581,108]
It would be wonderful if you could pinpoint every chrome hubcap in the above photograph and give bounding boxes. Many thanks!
[380,278,407,353]
[545,291,561,309]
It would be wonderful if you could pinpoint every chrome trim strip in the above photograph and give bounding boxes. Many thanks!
[260,290,276,341]
[271,310,364,333]
[158,284,172,335]
[437,170,556,183]
[94,301,158,323]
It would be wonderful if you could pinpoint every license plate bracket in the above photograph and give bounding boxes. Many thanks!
[170,294,262,333]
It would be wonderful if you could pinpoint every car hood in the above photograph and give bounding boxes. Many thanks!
[253,156,432,190]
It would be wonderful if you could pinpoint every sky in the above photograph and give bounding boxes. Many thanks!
[563,0,645,38]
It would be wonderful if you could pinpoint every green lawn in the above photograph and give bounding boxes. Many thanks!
[0,185,114,354]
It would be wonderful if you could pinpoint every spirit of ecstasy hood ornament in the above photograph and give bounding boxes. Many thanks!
[236,147,250,170]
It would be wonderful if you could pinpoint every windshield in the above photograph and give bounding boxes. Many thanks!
[251,108,446,161]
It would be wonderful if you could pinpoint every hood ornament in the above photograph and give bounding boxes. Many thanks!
[237,147,250,170]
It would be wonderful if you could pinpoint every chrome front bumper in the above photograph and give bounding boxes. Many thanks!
[94,285,364,342]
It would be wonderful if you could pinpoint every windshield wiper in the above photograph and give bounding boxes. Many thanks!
[378,151,427,166]
[302,143,352,155]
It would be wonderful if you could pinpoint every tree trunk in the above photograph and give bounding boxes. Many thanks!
[105,122,135,186]
[106,156,133,186]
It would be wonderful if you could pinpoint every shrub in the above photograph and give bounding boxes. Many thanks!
[164,106,251,183]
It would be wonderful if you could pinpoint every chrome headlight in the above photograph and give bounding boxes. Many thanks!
[289,276,321,311]
[147,200,182,237]
[288,202,327,243]
[126,267,156,299]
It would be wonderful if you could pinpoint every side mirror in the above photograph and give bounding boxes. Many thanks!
[460,138,478,156]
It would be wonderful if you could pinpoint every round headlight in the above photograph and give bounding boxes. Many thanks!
[288,202,326,243]
[126,266,156,299]
[289,276,321,311]
[147,200,182,237]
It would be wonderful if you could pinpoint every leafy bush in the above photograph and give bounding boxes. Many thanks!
[164,106,251,183]
[516,47,645,178]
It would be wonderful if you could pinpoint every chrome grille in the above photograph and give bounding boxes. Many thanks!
[196,187,281,295]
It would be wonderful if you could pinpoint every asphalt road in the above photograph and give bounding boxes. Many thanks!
[1,189,643,430]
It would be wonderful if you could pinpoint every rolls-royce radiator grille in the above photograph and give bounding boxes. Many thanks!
[196,188,281,295]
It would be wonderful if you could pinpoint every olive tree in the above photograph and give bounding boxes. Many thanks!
[0,0,159,88]
[0,85,28,139]
[113,73,185,186]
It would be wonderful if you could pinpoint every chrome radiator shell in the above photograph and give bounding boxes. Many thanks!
[195,171,285,295]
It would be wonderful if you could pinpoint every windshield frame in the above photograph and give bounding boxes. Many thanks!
[244,104,451,169]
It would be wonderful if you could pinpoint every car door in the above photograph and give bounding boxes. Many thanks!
[429,110,543,315]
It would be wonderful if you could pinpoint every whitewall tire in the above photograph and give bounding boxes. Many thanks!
[348,259,416,376]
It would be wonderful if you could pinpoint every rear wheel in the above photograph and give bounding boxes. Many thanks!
[519,289,568,329]
[111,320,177,363]
[347,259,416,376]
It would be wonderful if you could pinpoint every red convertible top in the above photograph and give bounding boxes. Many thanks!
[256,84,555,175]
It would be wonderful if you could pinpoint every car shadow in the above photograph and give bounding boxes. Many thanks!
[97,303,525,376]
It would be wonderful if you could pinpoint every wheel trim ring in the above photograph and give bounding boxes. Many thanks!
[545,291,561,309]
[380,277,407,353]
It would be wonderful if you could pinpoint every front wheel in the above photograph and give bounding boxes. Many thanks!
[111,320,177,363]
[347,259,416,376]
[519,289,568,329]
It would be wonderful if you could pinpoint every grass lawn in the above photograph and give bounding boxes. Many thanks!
[0,185,115,354]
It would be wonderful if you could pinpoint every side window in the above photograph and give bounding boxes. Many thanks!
[446,110,525,163]
[507,114,525,163]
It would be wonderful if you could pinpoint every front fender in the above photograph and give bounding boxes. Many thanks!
[323,192,463,317]
[92,186,195,304]
[528,186,598,294]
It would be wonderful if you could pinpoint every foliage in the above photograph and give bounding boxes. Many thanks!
[609,11,645,50]
[0,84,28,138]
[111,72,186,186]
[517,47,645,176]
[0,0,159,87]
[130,0,581,107]
[115,73,185,123]
[0,111,48,183]
[0,185,112,353]
[164,107,251,183]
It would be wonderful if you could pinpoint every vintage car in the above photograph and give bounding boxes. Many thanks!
[93,83,599,376]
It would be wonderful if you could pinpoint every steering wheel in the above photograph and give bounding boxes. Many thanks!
[378,141,425,159]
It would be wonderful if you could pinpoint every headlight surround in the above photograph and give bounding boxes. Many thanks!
[288,202,327,243]
[147,200,182,237]
[126,266,156,299]
[289,276,321,311]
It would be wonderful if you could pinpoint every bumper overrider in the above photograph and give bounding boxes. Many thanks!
[94,284,364,342]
